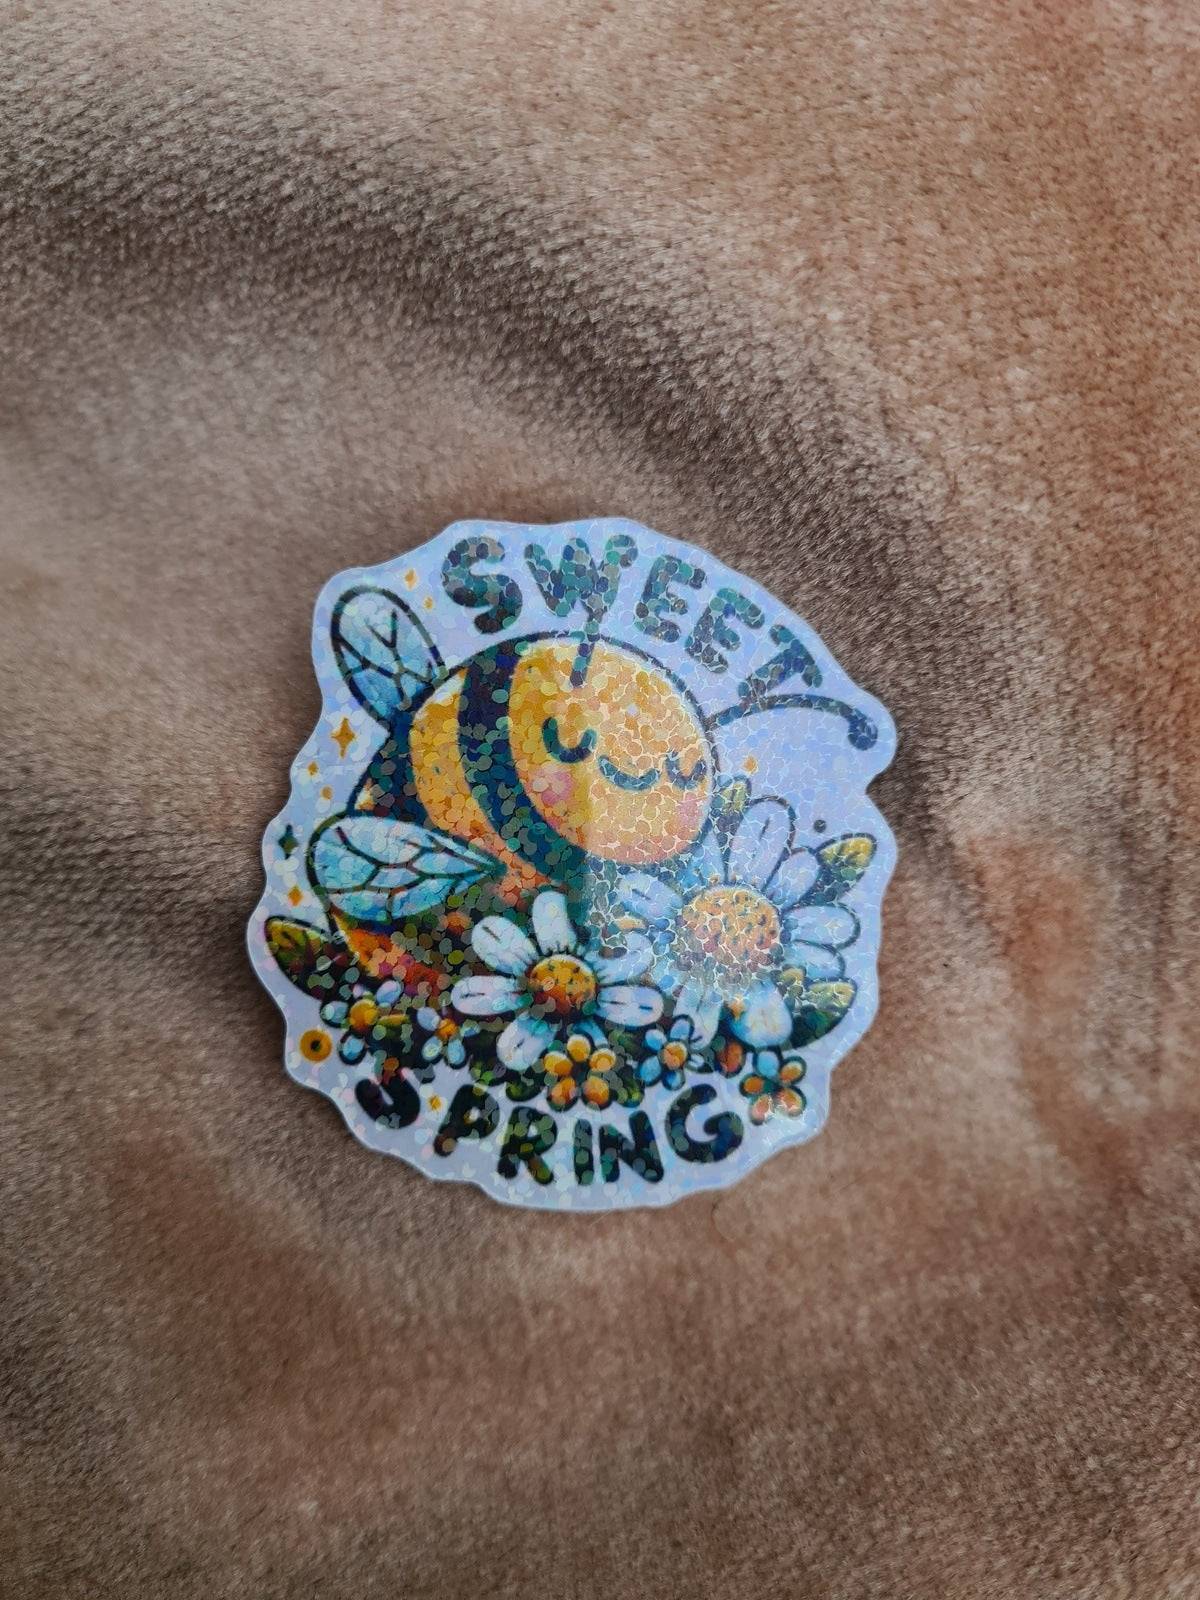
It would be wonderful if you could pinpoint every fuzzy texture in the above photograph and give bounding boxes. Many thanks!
[3,3,1200,1596]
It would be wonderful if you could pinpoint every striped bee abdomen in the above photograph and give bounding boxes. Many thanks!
[457,639,592,884]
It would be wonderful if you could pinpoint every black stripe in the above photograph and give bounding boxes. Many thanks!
[459,639,591,882]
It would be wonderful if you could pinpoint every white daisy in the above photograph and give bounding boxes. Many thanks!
[619,792,864,1051]
[449,890,663,1069]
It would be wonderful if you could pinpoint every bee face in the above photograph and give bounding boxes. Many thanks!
[506,639,713,866]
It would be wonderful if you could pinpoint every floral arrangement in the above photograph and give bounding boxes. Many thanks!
[268,778,871,1131]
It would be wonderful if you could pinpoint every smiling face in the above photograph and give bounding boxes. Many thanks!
[507,638,713,865]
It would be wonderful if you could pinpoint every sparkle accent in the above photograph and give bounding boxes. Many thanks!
[287,885,303,907]
[278,824,298,858]
[332,717,355,758]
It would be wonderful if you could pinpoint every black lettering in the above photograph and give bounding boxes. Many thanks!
[685,586,764,673]
[665,1085,744,1164]
[434,1083,500,1156]
[442,535,523,635]
[497,1107,557,1184]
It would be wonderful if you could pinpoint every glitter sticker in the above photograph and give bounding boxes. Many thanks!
[248,519,897,1210]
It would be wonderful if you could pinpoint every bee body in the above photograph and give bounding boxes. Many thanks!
[353,632,714,899]
[317,591,717,977]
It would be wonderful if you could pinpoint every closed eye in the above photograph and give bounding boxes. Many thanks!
[665,751,707,790]
[542,716,597,764]
[598,754,659,791]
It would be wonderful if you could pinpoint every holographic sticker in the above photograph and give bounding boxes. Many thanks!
[248,520,896,1210]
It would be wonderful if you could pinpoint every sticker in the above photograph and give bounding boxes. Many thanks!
[248,519,896,1210]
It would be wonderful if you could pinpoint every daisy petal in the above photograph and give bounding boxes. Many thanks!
[376,980,403,1007]
[780,943,845,982]
[450,975,528,1016]
[674,979,723,1046]
[592,933,653,984]
[497,1012,555,1069]
[594,984,664,1027]
[617,873,683,929]
[421,1037,442,1062]
[416,1006,439,1032]
[446,1039,466,1066]
[471,916,538,977]
[783,904,860,949]
[765,849,821,911]
[532,890,578,956]
[649,953,682,996]
[728,799,794,890]
[730,978,793,1048]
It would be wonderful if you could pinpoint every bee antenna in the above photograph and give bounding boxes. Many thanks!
[705,693,878,750]
[569,633,597,687]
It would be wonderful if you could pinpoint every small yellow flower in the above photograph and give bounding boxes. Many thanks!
[347,997,381,1033]
[299,1028,332,1062]
[739,1051,806,1125]
[543,1035,621,1111]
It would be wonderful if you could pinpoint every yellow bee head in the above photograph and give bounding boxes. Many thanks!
[499,637,713,867]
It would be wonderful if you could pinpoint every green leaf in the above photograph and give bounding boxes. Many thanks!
[265,918,328,989]
[503,1068,543,1101]
[790,979,857,1046]
[613,1067,644,1107]
[804,835,876,904]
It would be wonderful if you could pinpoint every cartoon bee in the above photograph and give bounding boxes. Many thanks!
[308,586,874,980]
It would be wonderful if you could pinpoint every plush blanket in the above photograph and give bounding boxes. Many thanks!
[3,3,1198,1595]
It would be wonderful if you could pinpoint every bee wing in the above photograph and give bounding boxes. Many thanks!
[331,586,444,726]
[309,815,501,925]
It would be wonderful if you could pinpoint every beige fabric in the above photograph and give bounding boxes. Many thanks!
[3,3,1199,1594]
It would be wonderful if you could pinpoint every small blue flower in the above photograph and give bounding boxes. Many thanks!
[636,990,720,1088]
[320,978,405,1066]
[415,1006,479,1068]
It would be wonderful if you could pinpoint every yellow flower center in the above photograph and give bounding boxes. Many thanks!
[527,955,598,1019]
[348,997,381,1032]
[435,1017,460,1043]
[660,1040,689,1071]
[677,886,780,979]
[299,1029,332,1062]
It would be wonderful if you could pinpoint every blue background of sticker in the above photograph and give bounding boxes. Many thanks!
[248,519,897,1211]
